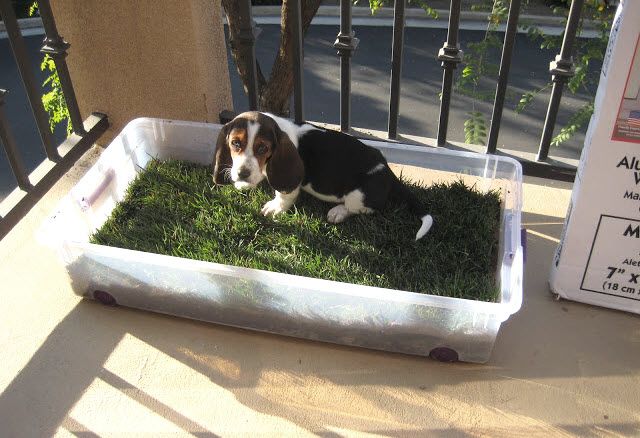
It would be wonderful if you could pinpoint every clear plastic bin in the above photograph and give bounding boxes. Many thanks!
[41,118,523,363]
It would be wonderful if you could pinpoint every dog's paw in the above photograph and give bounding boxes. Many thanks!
[327,205,350,224]
[261,199,287,217]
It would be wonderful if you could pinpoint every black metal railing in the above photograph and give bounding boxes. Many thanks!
[486,0,522,154]
[290,0,304,124]
[537,0,584,162]
[436,0,463,146]
[0,0,108,241]
[335,0,358,132]
[229,0,588,182]
[387,0,406,139]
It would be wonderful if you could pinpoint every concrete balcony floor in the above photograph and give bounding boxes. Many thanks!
[1,139,639,437]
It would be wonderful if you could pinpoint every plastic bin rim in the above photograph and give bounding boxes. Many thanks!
[68,241,523,317]
[121,117,525,174]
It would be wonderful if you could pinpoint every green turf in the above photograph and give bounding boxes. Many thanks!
[90,159,503,302]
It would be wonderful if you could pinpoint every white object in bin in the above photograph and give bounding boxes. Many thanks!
[550,0,640,315]
[40,117,524,364]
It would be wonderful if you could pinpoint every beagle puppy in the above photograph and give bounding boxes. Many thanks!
[213,111,433,240]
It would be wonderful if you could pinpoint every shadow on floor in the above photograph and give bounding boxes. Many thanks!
[1,212,638,436]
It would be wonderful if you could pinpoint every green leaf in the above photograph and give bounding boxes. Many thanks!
[407,0,439,19]
[38,53,72,135]
[28,1,38,17]
[368,0,386,15]
[550,101,594,147]
[515,83,551,114]
[464,111,487,145]
[569,65,587,94]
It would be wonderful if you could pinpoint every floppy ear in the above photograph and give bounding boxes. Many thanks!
[266,131,304,193]
[212,124,231,185]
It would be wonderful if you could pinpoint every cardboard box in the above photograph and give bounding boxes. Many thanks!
[550,0,640,314]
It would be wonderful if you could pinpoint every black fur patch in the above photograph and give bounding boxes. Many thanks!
[298,128,395,210]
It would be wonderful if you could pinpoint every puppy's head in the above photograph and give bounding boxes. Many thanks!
[213,111,303,193]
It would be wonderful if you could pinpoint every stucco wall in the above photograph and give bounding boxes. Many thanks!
[51,0,233,144]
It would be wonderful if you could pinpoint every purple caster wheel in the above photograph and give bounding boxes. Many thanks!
[93,290,117,306]
[429,347,459,362]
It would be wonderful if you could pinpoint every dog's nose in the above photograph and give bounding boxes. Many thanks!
[237,167,251,181]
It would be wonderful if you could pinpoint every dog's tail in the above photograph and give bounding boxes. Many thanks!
[390,176,433,241]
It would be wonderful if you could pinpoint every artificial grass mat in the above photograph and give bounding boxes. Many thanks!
[91,159,503,302]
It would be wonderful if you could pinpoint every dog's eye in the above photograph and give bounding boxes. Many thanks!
[256,144,267,155]
[231,140,241,151]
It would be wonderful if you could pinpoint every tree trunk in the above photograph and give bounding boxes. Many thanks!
[222,0,322,116]
[221,0,267,100]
